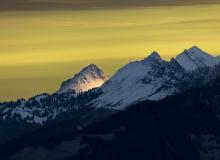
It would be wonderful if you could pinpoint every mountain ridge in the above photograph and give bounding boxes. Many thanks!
[0,46,220,125]
[91,46,220,110]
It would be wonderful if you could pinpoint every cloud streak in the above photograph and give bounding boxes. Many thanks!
[0,0,220,10]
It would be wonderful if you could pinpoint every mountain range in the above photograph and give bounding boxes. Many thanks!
[1,46,220,159]
[1,46,219,124]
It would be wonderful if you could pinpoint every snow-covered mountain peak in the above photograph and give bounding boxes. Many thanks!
[91,53,177,110]
[188,46,204,53]
[146,51,161,60]
[80,64,102,75]
[175,46,219,71]
[58,64,109,93]
[143,51,163,63]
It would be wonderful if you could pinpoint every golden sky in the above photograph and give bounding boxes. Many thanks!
[1,4,220,101]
